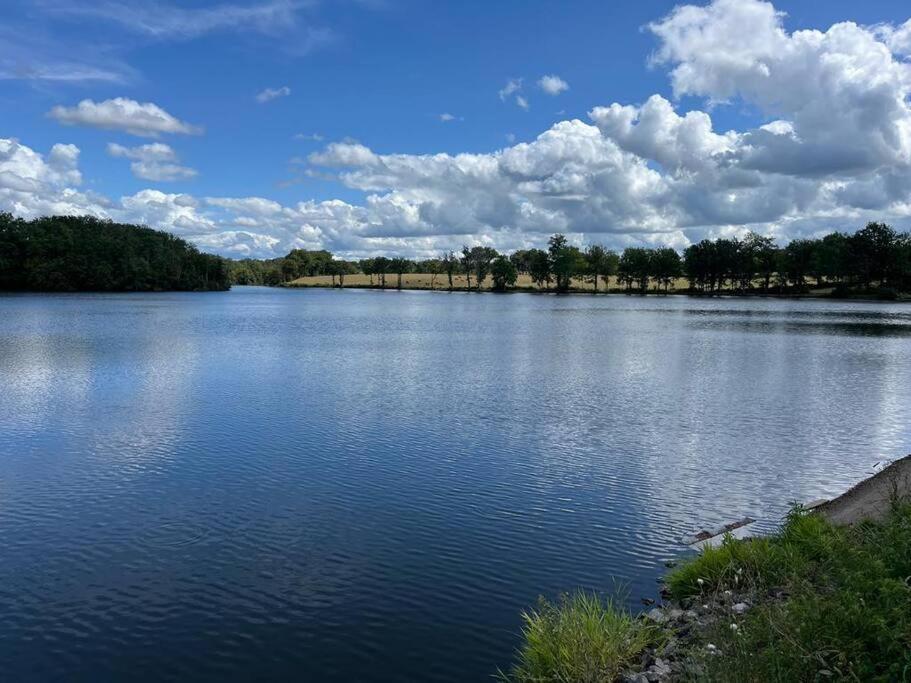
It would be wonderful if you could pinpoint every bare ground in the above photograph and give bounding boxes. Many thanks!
[815,454,911,525]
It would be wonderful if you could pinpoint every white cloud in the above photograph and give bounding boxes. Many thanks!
[538,74,569,96]
[875,19,911,56]
[8,0,911,260]
[107,142,197,182]
[256,86,291,103]
[293,132,324,141]
[499,78,530,109]
[498,78,522,101]
[42,0,306,40]
[49,98,202,137]
[439,113,456,122]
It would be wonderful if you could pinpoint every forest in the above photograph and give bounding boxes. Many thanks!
[236,222,911,298]
[0,214,230,292]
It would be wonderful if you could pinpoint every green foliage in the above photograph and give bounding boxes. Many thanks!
[491,255,518,291]
[669,504,911,682]
[0,213,230,292]
[230,223,911,295]
[500,592,660,683]
[460,245,499,290]
[441,250,459,289]
[526,248,552,289]
[548,234,584,292]
[683,223,911,294]
[617,247,652,292]
[584,244,618,293]
[650,247,681,291]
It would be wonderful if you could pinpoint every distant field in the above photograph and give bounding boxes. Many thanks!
[287,273,694,292]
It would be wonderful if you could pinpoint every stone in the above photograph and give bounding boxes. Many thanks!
[732,602,749,614]
[646,608,666,624]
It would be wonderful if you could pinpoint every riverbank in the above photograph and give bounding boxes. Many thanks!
[501,455,911,682]
[284,273,910,301]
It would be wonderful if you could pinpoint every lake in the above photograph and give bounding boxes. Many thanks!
[1,287,910,681]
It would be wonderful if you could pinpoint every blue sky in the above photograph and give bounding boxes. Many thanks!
[3,0,911,257]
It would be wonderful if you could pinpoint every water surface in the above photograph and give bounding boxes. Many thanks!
[1,287,909,681]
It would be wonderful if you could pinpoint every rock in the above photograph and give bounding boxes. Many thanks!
[684,610,698,620]
[646,658,673,681]
[641,597,655,606]
[646,608,667,624]
[622,672,649,683]
[732,602,749,614]
[668,608,684,620]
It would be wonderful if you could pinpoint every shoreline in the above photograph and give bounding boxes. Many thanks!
[280,280,911,303]
[502,455,911,682]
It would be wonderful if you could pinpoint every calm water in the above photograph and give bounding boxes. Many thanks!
[1,287,910,681]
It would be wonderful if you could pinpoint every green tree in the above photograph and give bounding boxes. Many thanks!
[618,248,651,293]
[0,214,230,292]
[359,258,376,286]
[389,257,412,289]
[651,247,681,292]
[460,247,474,290]
[584,244,618,294]
[527,249,552,290]
[849,222,901,287]
[548,234,583,293]
[441,250,458,290]
[491,255,518,291]
[373,256,390,288]
[469,246,498,290]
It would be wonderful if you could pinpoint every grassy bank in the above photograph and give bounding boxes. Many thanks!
[286,272,683,292]
[501,501,911,682]
[285,273,832,296]
[284,273,911,300]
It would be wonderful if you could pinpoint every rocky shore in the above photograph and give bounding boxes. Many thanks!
[621,454,911,682]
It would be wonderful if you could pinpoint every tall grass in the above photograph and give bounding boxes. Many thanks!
[668,503,911,681]
[499,592,659,683]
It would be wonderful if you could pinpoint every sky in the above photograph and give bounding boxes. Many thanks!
[3,0,911,259]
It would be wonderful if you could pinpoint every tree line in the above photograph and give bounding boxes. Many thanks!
[245,222,911,297]
[7,213,904,296]
[0,214,230,292]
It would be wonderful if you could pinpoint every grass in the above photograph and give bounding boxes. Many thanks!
[498,592,660,683]
[286,273,691,292]
[667,504,911,681]
[502,504,911,681]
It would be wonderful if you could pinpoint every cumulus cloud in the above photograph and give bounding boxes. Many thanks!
[107,142,197,182]
[439,113,457,122]
[876,19,911,56]
[8,0,911,259]
[256,86,291,103]
[538,74,569,95]
[49,98,202,137]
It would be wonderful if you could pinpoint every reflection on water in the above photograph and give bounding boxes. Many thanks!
[0,289,909,682]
